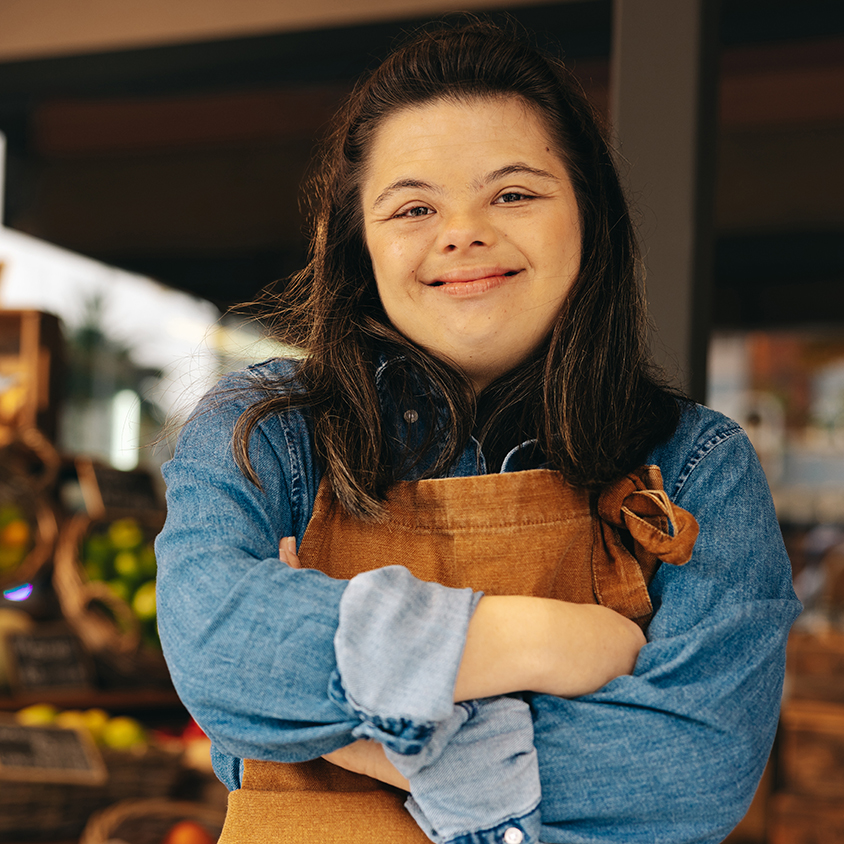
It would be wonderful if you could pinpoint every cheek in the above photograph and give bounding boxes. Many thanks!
[369,241,408,311]
[370,232,425,284]
[544,214,581,276]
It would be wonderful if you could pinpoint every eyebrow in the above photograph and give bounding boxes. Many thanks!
[372,179,440,209]
[479,163,560,186]
[370,163,560,210]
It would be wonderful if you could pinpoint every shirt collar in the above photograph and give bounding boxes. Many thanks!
[373,351,547,476]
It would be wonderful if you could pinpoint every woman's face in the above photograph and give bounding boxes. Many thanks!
[361,95,582,391]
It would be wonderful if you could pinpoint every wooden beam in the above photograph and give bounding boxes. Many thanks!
[32,85,351,155]
[25,33,844,157]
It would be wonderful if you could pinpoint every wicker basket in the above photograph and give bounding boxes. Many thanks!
[0,745,185,841]
[53,511,168,678]
[0,425,59,589]
[80,797,226,844]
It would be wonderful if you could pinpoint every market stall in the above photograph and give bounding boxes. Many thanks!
[0,309,226,842]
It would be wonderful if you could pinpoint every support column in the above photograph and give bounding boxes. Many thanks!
[609,0,720,401]
[0,131,6,226]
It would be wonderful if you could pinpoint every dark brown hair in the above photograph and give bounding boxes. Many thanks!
[233,18,682,519]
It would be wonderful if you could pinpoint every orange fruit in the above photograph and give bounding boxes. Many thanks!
[1,519,30,548]
[161,820,215,844]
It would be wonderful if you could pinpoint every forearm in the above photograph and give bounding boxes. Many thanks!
[454,595,645,701]
[323,592,644,829]
[283,532,646,705]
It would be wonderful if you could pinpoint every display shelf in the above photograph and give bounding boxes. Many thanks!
[4,837,79,844]
[0,685,182,713]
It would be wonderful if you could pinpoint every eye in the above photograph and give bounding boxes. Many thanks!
[394,205,435,219]
[495,191,536,204]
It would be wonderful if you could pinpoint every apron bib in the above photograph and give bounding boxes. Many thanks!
[219,466,698,843]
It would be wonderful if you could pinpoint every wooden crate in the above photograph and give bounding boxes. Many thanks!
[0,309,63,440]
[768,793,844,844]
[0,745,184,841]
[823,547,844,611]
[779,700,844,798]
[787,631,844,704]
[0,426,60,588]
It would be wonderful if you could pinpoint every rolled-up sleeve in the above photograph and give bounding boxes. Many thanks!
[155,373,485,790]
[156,384,353,771]
[387,697,542,844]
[331,565,482,753]
[528,414,802,843]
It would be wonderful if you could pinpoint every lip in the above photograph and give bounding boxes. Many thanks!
[425,267,522,287]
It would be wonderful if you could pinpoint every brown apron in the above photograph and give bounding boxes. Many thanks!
[219,466,698,843]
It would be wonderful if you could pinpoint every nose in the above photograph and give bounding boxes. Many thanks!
[436,207,496,253]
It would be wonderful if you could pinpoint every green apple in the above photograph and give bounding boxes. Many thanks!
[101,716,147,751]
[15,703,59,726]
[82,708,110,743]
[55,709,89,731]
[132,581,157,621]
[114,551,140,580]
[108,519,143,550]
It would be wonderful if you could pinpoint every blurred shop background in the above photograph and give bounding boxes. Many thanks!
[0,0,843,841]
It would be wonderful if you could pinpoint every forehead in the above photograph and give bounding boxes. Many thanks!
[362,96,565,185]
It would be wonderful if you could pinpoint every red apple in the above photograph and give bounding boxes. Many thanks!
[161,820,215,844]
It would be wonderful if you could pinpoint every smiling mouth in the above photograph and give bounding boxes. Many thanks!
[428,270,520,287]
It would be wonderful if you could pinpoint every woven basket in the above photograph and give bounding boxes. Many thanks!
[53,511,168,678]
[0,425,59,589]
[0,745,185,841]
[80,798,226,844]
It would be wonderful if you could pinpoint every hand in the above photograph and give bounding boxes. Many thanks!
[279,536,302,568]
[323,739,410,791]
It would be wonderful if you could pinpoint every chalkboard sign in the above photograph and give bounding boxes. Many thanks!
[0,718,107,784]
[5,628,92,693]
[76,458,163,519]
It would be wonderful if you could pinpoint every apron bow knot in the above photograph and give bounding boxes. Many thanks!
[598,467,699,566]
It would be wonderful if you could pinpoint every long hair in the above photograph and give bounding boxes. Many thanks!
[233,18,682,519]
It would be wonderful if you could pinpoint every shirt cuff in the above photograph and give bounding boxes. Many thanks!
[407,803,542,844]
[386,696,542,844]
[330,565,483,754]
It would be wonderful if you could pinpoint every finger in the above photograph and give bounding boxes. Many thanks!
[285,536,302,568]
[278,536,302,568]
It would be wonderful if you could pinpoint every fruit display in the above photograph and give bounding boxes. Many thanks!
[80,518,160,649]
[0,502,34,572]
[77,796,225,844]
[15,702,149,752]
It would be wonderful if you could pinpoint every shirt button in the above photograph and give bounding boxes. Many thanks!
[404,409,419,423]
[503,829,524,844]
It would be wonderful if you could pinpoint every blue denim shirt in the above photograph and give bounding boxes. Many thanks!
[156,357,801,844]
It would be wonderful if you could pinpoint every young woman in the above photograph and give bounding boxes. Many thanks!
[155,20,801,844]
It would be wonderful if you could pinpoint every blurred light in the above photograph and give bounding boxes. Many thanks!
[3,583,33,601]
[111,388,140,470]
